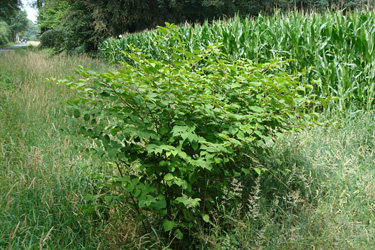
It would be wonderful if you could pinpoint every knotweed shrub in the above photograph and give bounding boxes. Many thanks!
[58,24,316,246]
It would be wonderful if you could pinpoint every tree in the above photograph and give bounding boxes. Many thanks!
[38,0,99,53]
[22,19,39,41]
[0,0,22,44]
[9,9,28,41]
[37,0,69,33]
[0,1,29,44]
[80,0,237,36]
[0,0,21,23]
[37,0,240,53]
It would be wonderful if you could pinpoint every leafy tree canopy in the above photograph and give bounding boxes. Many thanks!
[22,19,39,40]
[37,0,69,32]
[0,0,21,23]
[10,9,28,35]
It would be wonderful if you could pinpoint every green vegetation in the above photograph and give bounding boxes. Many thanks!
[2,8,375,250]
[199,110,375,249]
[0,47,116,249]
[0,9,29,45]
[36,0,373,53]
[0,21,11,44]
[0,0,29,45]
[0,42,17,48]
[58,23,318,247]
[9,10,29,41]
[22,20,40,41]
[100,10,375,111]
[0,0,20,23]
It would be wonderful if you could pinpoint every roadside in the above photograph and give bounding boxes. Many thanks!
[0,48,113,249]
[0,41,39,53]
[0,43,29,53]
[0,42,17,49]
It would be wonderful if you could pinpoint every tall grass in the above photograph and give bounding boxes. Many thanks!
[198,111,375,249]
[0,48,116,249]
[100,10,375,110]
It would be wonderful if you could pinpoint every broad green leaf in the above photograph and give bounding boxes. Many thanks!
[163,219,176,232]
[192,140,199,151]
[164,173,174,181]
[241,168,250,175]
[174,229,183,240]
[254,167,261,175]
[126,183,135,193]
[202,214,210,223]
[249,106,264,113]
[150,199,167,210]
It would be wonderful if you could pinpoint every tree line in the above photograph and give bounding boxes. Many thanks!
[0,0,29,45]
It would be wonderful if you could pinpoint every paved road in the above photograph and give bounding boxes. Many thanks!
[0,43,29,53]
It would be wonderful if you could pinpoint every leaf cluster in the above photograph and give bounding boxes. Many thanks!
[0,0,21,23]
[58,24,316,244]
[0,21,10,45]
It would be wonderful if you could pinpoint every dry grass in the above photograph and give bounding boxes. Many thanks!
[27,41,40,47]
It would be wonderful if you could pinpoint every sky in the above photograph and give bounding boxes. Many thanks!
[22,0,38,23]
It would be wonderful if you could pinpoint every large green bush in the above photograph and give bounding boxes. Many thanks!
[39,29,65,50]
[58,24,317,246]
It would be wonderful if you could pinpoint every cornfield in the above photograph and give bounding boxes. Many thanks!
[99,10,375,110]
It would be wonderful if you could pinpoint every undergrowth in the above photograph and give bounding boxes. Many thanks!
[96,110,375,249]
[202,111,375,249]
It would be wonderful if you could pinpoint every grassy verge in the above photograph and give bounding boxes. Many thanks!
[0,47,115,249]
[201,112,375,249]
[0,42,18,48]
